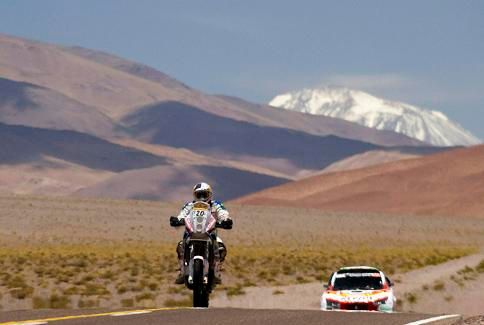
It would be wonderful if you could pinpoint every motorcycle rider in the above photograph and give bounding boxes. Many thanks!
[170,182,232,285]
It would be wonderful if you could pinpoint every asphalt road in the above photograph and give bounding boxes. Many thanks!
[0,308,462,325]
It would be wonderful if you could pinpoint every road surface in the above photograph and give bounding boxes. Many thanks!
[0,308,462,325]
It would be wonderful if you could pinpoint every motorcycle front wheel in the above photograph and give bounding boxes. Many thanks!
[192,259,209,307]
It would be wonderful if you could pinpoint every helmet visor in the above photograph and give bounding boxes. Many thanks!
[194,190,209,201]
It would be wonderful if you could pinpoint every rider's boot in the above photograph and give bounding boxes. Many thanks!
[175,240,185,285]
[213,260,223,284]
[175,258,185,284]
[213,238,226,284]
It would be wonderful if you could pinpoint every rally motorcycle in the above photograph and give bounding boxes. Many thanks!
[170,201,232,308]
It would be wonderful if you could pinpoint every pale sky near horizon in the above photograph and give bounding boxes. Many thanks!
[1,0,483,138]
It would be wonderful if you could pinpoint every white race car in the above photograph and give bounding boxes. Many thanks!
[321,266,396,312]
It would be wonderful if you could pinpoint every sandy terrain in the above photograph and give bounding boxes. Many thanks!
[236,145,484,218]
[395,253,484,315]
[1,195,483,247]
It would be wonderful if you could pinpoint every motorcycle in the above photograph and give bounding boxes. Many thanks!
[170,201,232,308]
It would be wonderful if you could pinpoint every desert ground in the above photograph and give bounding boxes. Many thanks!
[0,194,483,316]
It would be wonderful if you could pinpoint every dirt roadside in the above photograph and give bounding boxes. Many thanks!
[211,253,484,316]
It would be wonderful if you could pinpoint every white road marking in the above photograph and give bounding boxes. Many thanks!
[110,310,153,317]
[11,322,47,325]
[404,314,461,325]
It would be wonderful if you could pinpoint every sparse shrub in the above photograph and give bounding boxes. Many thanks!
[63,286,79,295]
[167,286,184,294]
[432,280,445,291]
[457,265,474,274]
[81,283,110,296]
[450,275,465,287]
[78,299,99,308]
[296,276,309,284]
[117,285,128,294]
[164,297,191,307]
[242,279,256,287]
[100,270,115,280]
[226,285,246,297]
[404,292,418,304]
[7,275,34,299]
[476,260,484,273]
[148,282,159,291]
[135,292,154,302]
[32,296,49,309]
[49,294,70,309]
[10,286,34,299]
[272,289,284,295]
[121,298,134,307]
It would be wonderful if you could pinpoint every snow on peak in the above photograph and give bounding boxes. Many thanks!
[269,87,480,147]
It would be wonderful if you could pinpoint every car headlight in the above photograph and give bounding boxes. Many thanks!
[326,300,340,309]
[372,295,389,304]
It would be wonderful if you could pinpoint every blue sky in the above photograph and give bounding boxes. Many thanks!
[1,0,483,138]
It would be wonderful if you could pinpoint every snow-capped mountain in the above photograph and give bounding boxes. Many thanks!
[269,87,481,147]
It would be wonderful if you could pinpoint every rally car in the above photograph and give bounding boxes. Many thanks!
[321,266,396,312]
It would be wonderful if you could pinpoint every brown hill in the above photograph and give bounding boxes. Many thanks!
[0,33,421,147]
[121,101,383,175]
[320,150,419,173]
[0,123,290,200]
[234,145,484,217]
[0,158,114,196]
[0,123,166,172]
[0,77,116,137]
[77,164,288,201]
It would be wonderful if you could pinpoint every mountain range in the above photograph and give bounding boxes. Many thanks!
[269,87,481,147]
[0,33,458,202]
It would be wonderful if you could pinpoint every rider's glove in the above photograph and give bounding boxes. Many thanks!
[170,216,181,227]
[221,219,233,229]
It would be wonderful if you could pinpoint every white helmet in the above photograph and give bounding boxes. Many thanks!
[193,182,212,202]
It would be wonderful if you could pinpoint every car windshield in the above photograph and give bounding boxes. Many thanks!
[333,273,383,290]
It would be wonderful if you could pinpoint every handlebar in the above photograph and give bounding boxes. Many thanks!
[169,216,232,229]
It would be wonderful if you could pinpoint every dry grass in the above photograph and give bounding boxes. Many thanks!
[0,195,482,311]
[0,243,474,310]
